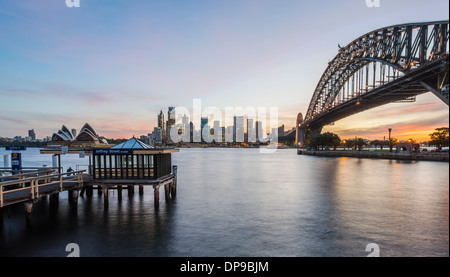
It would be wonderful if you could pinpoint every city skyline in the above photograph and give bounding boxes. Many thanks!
[0,0,449,141]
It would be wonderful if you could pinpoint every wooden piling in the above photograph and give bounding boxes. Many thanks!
[80,186,86,197]
[24,201,33,225]
[117,185,122,201]
[154,186,160,209]
[68,189,74,204]
[49,193,59,209]
[127,185,134,197]
[98,185,103,196]
[87,185,94,196]
[102,186,109,207]
[72,190,79,205]
[171,179,177,199]
[139,185,144,195]
[164,184,171,201]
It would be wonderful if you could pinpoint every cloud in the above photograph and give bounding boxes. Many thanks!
[0,115,28,125]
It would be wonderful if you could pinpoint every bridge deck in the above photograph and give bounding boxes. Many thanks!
[305,59,447,130]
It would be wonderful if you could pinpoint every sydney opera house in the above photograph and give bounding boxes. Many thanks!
[49,123,108,147]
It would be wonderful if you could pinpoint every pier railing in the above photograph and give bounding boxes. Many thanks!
[0,170,85,208]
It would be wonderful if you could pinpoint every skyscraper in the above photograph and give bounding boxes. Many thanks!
[278,124,285,137]
[247,119,255,143]
[255,121,263,142]
[158,110,165,132]
[233,116,244,142]
[201,117,208,143]
[213,120,222,143]
[28,129,36,141]
[166,107,176,143]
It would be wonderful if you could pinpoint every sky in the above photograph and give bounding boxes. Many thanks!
[0,0,448,141]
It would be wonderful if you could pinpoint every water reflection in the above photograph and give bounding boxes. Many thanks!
[0,148,448,257]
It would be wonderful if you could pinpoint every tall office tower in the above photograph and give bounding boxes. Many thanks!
[233,116,244,142]
[201,117,208,143]
[158,110,165,138]
[166,107,176,143]
[182,114,189,126]
[271,128,278,142]
[181,114,190,140]
[278,125,285,137]
[213,120,222,143]
[28,129,36,141]
[247,119,255,143]
[255,121,263,142]
[189,122,194,142]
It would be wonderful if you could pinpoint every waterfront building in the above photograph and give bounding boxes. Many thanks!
[225,126,233,142]
[91,137,178,180]
[255,121,263,142]
[166,107,176,143]
[189,122,194,142]
[213,120,222,143]
[233,116,244,142]
[28,129,36,141]
[278,125,285,137]
[158,110,165,140]
[71,128,77,138]
[49,123,108,147]
[150,127,162,145]
[247,119,255,143]
[201,117,208,143]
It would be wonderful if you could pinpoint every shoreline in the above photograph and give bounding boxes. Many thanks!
[297,149,449,162]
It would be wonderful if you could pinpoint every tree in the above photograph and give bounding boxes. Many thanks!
[370,139,382,150]
[354,138,367,151]
[308,132,341,150]
[322,132,341,150]
[388,137,399,152]
[429,127,449,149]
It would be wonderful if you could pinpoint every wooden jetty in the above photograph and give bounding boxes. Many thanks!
[1,137,179,224]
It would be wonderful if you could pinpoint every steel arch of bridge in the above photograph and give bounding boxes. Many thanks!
[299,20,449,146]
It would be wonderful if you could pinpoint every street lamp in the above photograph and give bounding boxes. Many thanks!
[388,128,392,152]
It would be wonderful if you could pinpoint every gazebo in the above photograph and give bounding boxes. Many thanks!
[92,137,179,180]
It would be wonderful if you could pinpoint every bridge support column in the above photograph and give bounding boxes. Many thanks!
[139,185,144,195]
[97,185,103,196]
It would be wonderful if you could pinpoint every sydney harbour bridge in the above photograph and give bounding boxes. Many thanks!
[296,20,449,147]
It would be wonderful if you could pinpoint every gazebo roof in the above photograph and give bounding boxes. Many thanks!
[111,137,155,150]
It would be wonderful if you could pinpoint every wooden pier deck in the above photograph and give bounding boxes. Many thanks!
[0,169,85,208]
[82,173,177,207]
[1,168,177,226]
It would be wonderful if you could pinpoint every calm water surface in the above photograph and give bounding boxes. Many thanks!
[0,148,448,257]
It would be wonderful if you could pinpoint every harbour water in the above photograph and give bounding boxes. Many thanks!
[0,148,448,257]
